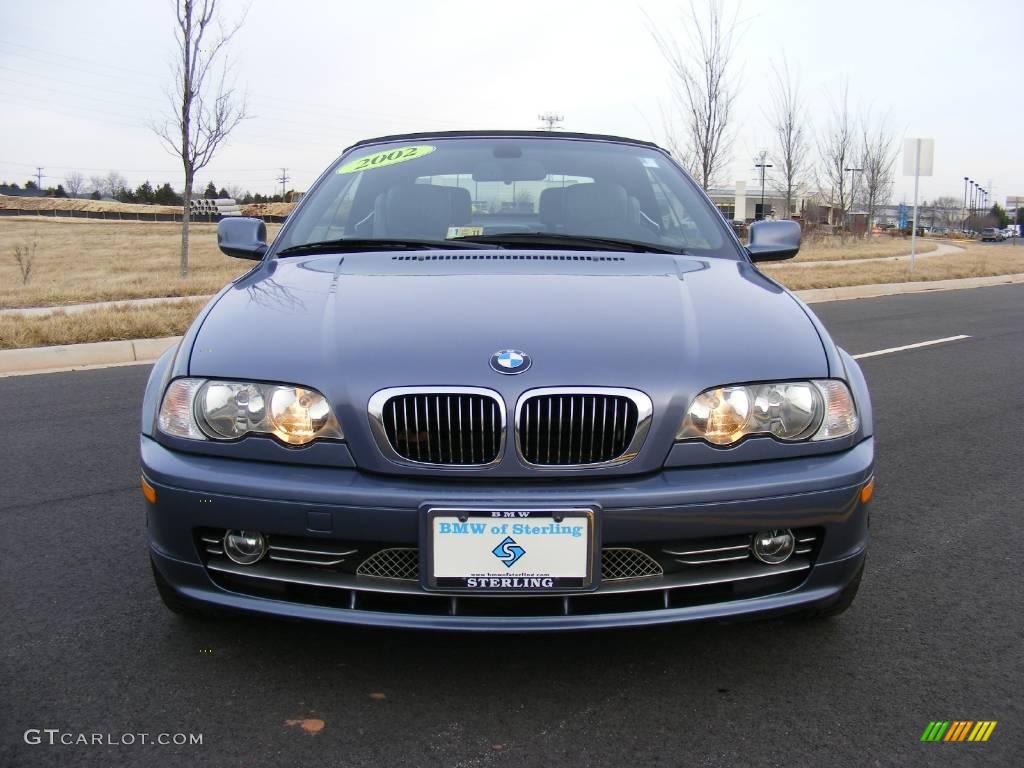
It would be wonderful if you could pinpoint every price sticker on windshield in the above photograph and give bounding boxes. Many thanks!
[337,145,435,174]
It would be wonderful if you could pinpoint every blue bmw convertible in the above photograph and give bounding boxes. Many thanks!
[141,131,873,630]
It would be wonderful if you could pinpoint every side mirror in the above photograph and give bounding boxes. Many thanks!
[218,217,268,260]
[746,220,801,262]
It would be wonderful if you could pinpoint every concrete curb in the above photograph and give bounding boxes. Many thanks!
[796,272,1024,304]
[0,295,212,318]
[2,273,1024,376]
[0,336,181,377]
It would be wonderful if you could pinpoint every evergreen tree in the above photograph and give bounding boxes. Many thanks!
[990,203,1010,228]
[90,190,101,200]
[203,181,218,198]
[154,182,182,206]
[135,181,156,204]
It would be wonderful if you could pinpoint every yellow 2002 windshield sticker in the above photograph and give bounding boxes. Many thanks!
[337,145,435,174]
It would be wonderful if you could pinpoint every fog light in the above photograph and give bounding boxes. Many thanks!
[224,530,267,565]
[752,529,795,564]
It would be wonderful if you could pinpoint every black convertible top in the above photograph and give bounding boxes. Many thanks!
[345,130,663,152]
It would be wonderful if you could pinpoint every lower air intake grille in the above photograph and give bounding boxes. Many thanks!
[352,547,663,583]
[372,388,504,466]
[601,548,664,580]
[357,548,419,581]
[517,389,650,466]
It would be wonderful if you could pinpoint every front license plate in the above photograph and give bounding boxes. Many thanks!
[423,507,597,592]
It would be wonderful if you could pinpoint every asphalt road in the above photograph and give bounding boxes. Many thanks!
[2,284,1022,768]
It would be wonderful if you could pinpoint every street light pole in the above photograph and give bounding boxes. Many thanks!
[754,154,772,220]
[963,177,969,232]
[969,181,976,231]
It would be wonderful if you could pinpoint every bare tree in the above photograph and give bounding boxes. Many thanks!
[103,170,128,199]
[765,58,809,220]
[931,196,961,229]
[659,105,696,174]
[816,82,856,234]
[86,172,118,198]
[858,114,898,237]
[153,0,248,277]
[649,1,738,190]
[64,172,86,198]
[12,239,37,285]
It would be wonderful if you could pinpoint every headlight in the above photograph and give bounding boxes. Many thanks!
[677,380,857,446]
[158,378,343,446]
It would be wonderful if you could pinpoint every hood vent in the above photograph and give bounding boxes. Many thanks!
[391,253,626,262]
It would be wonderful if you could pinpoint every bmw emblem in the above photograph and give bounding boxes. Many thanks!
[490,349,531,374]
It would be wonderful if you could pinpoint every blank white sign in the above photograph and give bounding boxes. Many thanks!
[903,138,934,176]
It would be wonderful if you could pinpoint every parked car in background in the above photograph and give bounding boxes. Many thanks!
[980,228,1003,242]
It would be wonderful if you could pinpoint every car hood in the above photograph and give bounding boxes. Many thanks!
[190,250,830,474]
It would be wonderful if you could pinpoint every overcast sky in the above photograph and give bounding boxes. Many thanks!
[1,0,1019,205]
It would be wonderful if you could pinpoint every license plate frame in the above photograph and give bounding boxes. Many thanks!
[421,506,599,593]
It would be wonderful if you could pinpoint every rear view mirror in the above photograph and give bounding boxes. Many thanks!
[471,159,547,183]
[746,220,801,262]
[218,217,268,260]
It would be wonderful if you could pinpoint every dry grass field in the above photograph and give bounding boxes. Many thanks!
[0,194,180,215]
[792,236,937,262]
[1,218,944,310]
[1,218,1021,349]
[0,299,207,349]
[0,218,274,309]
[766,244,1024,290]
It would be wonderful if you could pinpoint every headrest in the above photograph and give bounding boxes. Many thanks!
[563,183,630,230]
[539,187,566,227]
[447,186,471,225]
[373,184,468,238]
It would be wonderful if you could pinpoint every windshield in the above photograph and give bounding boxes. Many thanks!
[275,137,738,258]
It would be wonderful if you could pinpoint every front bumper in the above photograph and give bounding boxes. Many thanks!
[142,435,873,630]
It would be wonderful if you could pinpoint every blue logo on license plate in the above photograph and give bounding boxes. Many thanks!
[492,536,526,568]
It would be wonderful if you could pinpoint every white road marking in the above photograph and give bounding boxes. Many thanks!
[852,335,971,360]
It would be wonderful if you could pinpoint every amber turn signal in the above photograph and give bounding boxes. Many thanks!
[860,477,875,504]
[141,476,157,504]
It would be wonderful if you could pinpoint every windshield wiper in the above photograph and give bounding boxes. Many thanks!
[276,237,499,257]
[449,232,684,254]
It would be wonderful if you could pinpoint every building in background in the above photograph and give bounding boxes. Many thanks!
[706,181,831,225]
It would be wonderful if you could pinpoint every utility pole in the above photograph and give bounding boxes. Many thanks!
[35,166,44,189]
[276,168,290,201]
[754,152,772,220]
[537,112,564,131]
